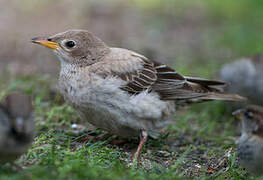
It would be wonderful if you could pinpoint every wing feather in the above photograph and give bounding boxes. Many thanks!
[101,48,245,101]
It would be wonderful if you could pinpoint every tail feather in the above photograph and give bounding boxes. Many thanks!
[151,63,246,102]
[177,93,247,106]
[198,93,247,101]
[184,77,246,102]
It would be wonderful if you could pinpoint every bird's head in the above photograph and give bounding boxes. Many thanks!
[32,29,110,67]
[233,105,263,137]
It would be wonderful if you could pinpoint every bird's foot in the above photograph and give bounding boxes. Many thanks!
[132,130,148,162]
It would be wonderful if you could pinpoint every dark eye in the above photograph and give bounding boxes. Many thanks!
[65,40,76,48]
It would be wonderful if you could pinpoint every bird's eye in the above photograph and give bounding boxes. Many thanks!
[65,40,76,48]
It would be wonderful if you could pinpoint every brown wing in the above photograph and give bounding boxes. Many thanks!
[120,60,245,101]
[152,62,232,100]
[103,48,245,101]
[118,61,157,94]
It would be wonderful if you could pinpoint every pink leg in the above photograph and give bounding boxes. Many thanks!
[133,130,148,162]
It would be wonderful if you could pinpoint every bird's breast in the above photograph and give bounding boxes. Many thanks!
[238,135,263,174]
[58,72,175,137]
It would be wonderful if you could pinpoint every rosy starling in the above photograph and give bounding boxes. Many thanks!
[32,30,245,160]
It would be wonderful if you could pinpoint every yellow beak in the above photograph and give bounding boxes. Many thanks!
[232,109,244,121]
[31,37,60,50]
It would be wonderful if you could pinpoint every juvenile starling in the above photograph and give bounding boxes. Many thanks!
[233,105,263,175]
[32,29,245,160]
[0,93,34,164]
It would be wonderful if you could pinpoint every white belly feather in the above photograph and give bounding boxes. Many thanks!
[59,71,175,137]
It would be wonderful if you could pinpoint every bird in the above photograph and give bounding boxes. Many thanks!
[32,29,245,161]
[0,93,34,165]
[220,54,263,106]
[233,105,263,175]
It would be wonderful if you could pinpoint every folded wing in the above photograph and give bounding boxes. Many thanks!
[105,48,246,101]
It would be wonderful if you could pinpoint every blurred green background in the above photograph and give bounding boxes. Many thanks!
[0,0,262,78]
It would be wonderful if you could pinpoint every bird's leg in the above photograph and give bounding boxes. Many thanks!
[133,130,148,162]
